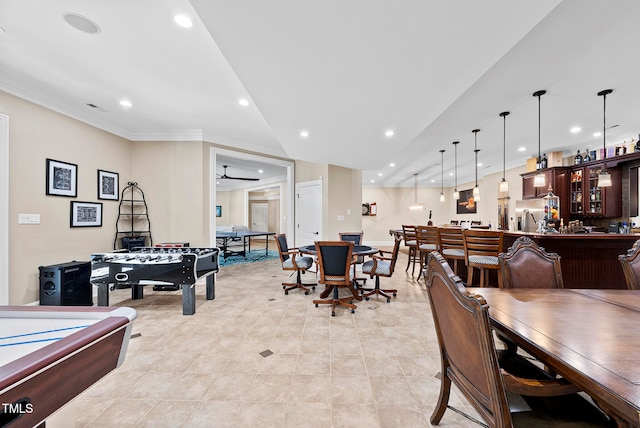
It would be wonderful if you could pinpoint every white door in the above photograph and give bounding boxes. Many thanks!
[251,203,268,231]
[295,180,322,247]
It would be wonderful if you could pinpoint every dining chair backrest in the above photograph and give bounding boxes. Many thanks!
[619,239,640,290]
[425,252,512,427]
[339,232,363,245]
[275,234,290,261]
[315,241,354,286]
[499,236,564,289]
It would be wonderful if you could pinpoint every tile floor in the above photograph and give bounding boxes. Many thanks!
[73,248,483,427]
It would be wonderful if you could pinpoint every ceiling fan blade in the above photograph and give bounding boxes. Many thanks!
[225,176,260,181]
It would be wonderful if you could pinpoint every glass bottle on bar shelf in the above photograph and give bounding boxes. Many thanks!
[583,149,591,162]
[574,150,583,165]
[540,153,548,169]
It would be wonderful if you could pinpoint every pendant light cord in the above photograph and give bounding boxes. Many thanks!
[500,112,509,180]
[598,89,613,172]
[472,129,480,187]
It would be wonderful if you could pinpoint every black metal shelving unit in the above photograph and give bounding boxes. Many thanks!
[114,181,152,250]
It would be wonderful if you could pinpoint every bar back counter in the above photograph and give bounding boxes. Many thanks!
[504,232,639,289]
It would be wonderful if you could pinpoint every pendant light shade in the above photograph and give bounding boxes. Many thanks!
[472,129,480,202]
[439,149,445,202]
[533,90,546,187]
[452,141,460,200]
[597,89,613,187]
[499,111,510,193]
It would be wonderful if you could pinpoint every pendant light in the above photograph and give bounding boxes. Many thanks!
[439,149,446,202]
[499,111,510,192]
[472,129,481,202]
[452,141,460,200]
[533,90,547,187]
[409,173,424,210]
[597,89,613,187]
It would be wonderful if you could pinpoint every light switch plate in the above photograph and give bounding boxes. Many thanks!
[19,213,40,224]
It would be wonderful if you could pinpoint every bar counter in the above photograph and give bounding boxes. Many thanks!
[504,231,640,289]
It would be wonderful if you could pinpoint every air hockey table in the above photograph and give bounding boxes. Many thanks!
[0,305,136,427]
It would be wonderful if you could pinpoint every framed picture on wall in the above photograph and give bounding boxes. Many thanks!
[46,158,77,197]
[70,201,103,227]
[97,169,119,200]
[216,205,222,217]
[456,188,477,214]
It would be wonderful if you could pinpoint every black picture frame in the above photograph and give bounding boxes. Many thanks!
[456,188,478,214]
[97,169,119,200]
[46,158,77,197]
[70,201,103,227]
[216,205,222,217]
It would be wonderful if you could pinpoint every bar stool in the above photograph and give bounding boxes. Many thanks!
[462,229,503,287]
[436,226,465,275]
[416,225,438,280]
[402,225,420,275]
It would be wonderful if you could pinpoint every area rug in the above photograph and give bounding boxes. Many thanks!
[218,249,279,266]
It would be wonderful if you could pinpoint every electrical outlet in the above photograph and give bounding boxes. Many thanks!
[18,214,40,224]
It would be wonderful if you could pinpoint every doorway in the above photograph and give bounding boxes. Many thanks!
[295,180,323,247]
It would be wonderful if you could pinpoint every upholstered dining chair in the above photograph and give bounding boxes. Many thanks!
[436,226,465,275]
[424,252,610,428]
[360,237,400,302]
[497,236,563,358]
[401,225,420,275]
[274,234,316,295]
[619,239,640,290]
[312,241,358,316]
[339,231,366,286]
[499,236,564,289]
[416,225,438,280]
[463,229,503,287]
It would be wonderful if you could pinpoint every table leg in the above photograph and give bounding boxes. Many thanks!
[206,274,215,300]
[182,284,196,315]
[97,283,109,306]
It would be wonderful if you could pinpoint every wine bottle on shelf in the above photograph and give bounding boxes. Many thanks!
[541,153,548,169]
[574,150,583,165]
[583,149,591,162]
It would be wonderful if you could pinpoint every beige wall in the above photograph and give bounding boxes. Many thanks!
[130,140,206,247]
[2,91,131,304]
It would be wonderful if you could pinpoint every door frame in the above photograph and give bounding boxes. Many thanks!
[209,146,294,246]
[0,114,8,305]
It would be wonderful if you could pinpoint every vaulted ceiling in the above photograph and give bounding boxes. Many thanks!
[1,0,639,189]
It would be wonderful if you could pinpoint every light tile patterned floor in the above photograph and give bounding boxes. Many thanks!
[74,249,483,427]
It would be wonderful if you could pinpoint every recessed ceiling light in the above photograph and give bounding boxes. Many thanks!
[258,169,263,174]
[518,147,526,152]
[378,173,383,177]
[216,181,220,185]
[570,126,582,133]
[119,99,132,108]
[385,129,395,137]
[593,132,602,137]
[238,98,249,106]
[300,130,309,138]
[389,163,395,167]
[370,179,375,183]
[174,14,193,28]
[62,12,101,34]
[477,163,483,167]
[430,179,435,183]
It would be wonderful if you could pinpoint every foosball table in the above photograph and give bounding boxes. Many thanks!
[90,247,220,315]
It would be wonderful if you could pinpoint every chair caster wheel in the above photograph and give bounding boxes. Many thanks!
[315,304,319,307]
[393,293,397,297]
[386,298,390,303]
[304,291,309,295]
[284,290,289,295]
[331,311,336,316]
[365,297,370,301]
[351,309,355,314]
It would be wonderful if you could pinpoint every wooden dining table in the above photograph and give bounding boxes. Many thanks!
[468,287,640,427]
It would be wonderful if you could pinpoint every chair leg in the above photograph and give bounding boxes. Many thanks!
[283,270,316,295]
[405,247,414,271]
[360,276,397,303]
[467,266,474,286]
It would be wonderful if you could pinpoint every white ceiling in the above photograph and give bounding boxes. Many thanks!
[1,0,639,189]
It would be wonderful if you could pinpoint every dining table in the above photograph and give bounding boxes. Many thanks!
[469,287,640,427]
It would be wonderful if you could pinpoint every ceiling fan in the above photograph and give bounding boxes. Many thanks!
[217,165,259,181]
